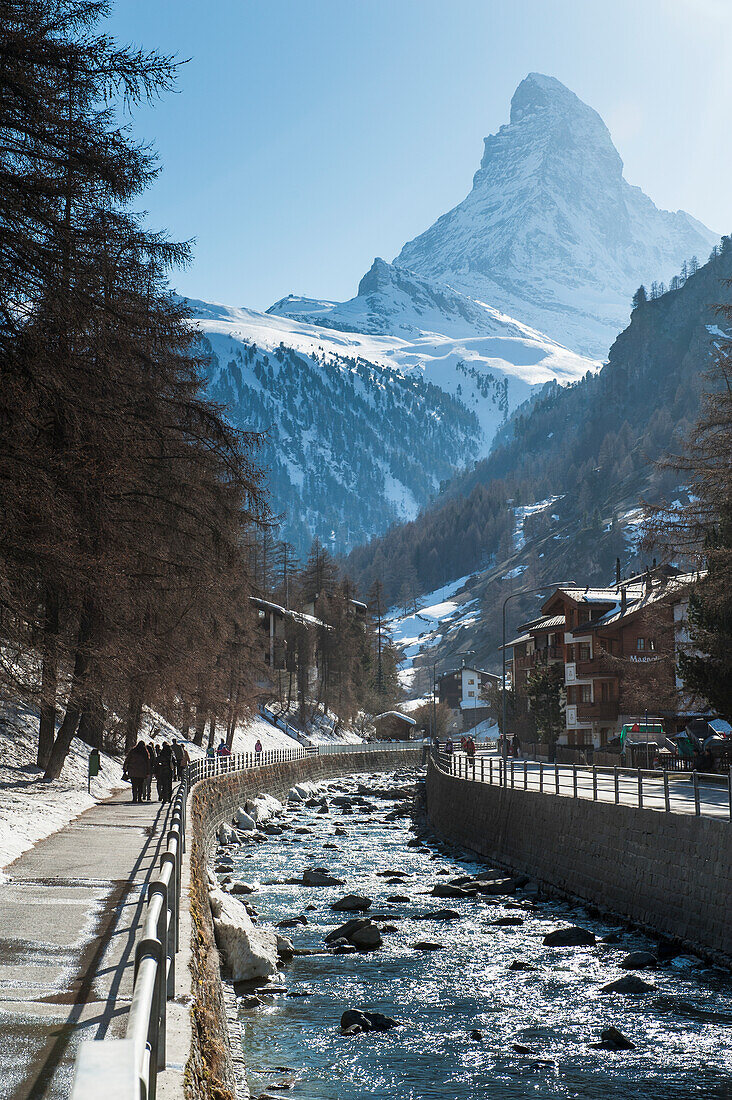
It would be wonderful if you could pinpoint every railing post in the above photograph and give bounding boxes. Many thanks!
[664,770,671,813]
[572,764,577,799]
[539,762,543,794]
[614,766,619,805]
[637,768,643,810]
[489,758,493,785]
[554,763,559,795]
[592,765,597,800]
[693,770,700,816]
[523,760,528,790]
[510,760,515,788]
[729,766,732,823]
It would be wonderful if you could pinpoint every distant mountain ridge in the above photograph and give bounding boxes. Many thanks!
[395,73,716,356]
[344,240,732,676]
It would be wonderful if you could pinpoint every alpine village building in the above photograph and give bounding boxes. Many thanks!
[503,565,699,749]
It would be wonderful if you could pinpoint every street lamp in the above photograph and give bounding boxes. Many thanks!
[501,579,575,778]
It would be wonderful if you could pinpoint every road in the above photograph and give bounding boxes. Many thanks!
[444,752,732,821]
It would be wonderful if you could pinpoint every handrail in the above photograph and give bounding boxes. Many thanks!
[70,737,420,1098]
[435,750,732,823]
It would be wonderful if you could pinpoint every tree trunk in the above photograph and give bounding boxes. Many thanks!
[207,713,216,749]
[124,679,145,753]
[44,604,94,781]
[77,684,105,749]
[193,677,207,745]
[38,586,60,768]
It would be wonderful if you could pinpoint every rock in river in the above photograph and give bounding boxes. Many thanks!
[416,909,460,922]
[590,1026,636,1051]
[543,926,596,947]
[411,941,445,951]
[340,1009,399,1034]
[302,869,345,887]
[600,974,655,995]
[619,951,657,970]
[331,894,372,912]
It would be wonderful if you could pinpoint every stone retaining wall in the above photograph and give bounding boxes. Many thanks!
[426,759,732,964]
[185,749,420,1100]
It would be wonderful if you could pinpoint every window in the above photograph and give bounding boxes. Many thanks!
[467,690,475,697]
[637,638,645,651]
[467,677,475,685]
[566,645,575,662]
[580,684,591,702]
[579,643,591,660]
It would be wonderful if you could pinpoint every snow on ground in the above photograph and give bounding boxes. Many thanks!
[0,704,127,875]
[0,702,212,876]
[512,496,562,551]
[386,574,481,701]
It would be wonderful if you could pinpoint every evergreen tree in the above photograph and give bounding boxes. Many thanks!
[631,285,648,309]
[526,664,564,748]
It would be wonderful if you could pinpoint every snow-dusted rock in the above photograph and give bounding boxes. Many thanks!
[235,808,256,831]
[218,822,237,845]
[212,892,279,981]
[276,934,295,959]
[245,793,283,823]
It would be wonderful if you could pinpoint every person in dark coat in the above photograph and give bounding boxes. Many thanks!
[155,742,174,802]
[124,742,151,804]
[143,742,155,801]
[153,743,172,805]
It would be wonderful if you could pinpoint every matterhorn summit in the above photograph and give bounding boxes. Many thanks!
[396,73,716,356]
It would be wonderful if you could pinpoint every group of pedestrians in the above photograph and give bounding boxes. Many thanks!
[122,738,190,804]
[442,734,477,756]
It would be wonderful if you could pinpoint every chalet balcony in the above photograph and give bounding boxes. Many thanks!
[575,659,618,679]
[515,646,563,671]
[576,700,619,720]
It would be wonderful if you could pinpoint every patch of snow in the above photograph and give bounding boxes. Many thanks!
[0,704,127,875]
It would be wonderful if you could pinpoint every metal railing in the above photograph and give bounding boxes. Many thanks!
[70,737,420,1099]
[437,751,732,822]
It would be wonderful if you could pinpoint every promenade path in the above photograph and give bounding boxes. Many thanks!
[0,789,175,1100]
[449,751,732,820]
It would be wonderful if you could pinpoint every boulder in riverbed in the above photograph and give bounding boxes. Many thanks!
[543,926,596,947]
[600,974,655,994]
[619,951,657,970]
[411,940,445,951]
[302,869,345,887]
[592,1026,636,1051]
[340,1009,399,1034]
[416,909,460,921]
[212,892,279,981]
[234,809,256,832]
[331,894,372,912]
[431,884,476,899]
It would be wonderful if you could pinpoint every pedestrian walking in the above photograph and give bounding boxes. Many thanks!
[172,739,185,780]
[155,742,174,802]
[254,738,263,756]
[123,741,151,804]
[143,742,155,801]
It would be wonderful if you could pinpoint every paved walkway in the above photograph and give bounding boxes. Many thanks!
[0,790,174,1100]
[448,752,732,820]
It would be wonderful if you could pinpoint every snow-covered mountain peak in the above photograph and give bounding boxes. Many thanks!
[396,75,716,356]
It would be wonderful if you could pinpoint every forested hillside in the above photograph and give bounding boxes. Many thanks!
[202,335,480,553]
[346,238,732,608]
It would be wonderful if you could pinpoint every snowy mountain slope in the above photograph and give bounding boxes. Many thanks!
[187,299,482,554]
[265,259,596,447]
[395,73,717,357]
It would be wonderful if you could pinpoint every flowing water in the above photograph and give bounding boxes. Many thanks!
[220,768,732,1100]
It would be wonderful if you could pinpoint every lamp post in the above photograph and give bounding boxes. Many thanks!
[432,658,439,745]
[501,579,575,780]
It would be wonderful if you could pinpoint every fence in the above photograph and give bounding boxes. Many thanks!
[439,751,732,822]
[70,739,419,1099]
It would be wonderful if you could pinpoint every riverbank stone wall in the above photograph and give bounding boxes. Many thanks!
[426,759,732,965]
[186,748,421,1100]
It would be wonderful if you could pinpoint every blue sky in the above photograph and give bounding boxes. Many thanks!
[106,0,731,311]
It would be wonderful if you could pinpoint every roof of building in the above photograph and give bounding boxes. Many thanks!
[438,665,497,680]
[373,711,417,725]
[558,572,702,634]
[249,596,329,630]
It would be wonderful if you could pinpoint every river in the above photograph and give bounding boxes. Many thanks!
[219,766,732,1100]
